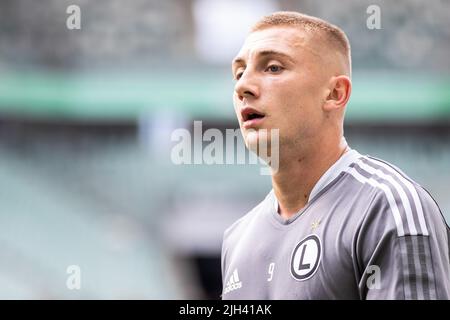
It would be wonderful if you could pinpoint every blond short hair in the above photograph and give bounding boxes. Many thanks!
[251,11,351,75]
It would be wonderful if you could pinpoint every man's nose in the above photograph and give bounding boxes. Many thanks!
[234,70,260,102]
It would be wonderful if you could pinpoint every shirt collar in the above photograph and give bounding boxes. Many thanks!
[269,148,362,213]
[308,148,361,201]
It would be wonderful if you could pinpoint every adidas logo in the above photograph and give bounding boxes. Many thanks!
[223,269,242,295]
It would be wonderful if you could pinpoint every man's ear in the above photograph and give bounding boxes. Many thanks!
[324,75,352,111]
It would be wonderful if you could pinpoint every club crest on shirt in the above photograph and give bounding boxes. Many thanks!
[290,234,322,281]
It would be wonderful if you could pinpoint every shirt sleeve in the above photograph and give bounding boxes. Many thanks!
[353,187,450,300]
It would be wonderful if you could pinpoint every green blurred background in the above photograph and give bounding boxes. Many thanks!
[0,0,449,299]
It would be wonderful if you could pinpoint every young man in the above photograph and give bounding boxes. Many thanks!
[221,11,450,299]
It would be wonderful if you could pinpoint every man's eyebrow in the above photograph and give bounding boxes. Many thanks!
[258,50,295,62]
[232,50,295,67]
[232,57,245,68]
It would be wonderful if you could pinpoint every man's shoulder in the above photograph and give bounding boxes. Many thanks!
[346,154,429,200]
[349,154,446,237]
[353,155,435,204]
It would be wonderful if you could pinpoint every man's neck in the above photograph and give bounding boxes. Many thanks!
[272,137,349,220]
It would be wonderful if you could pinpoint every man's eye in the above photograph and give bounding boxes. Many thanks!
[266,65,283,73]
[235,71,243,80]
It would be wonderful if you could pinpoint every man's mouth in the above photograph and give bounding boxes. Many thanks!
[241,107,266,127]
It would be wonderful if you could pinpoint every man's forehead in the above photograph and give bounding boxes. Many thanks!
[234,26,312,63]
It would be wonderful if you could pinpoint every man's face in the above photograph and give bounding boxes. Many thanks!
[232,26,330,155]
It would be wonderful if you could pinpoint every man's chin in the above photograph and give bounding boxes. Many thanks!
[244,130,271,157]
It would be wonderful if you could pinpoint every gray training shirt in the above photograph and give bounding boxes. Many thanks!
[221,149,450,299]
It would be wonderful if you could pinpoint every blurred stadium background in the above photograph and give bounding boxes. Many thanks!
[0,0,449,299]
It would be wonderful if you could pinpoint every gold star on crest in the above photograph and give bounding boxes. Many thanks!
[311,219,321,231]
